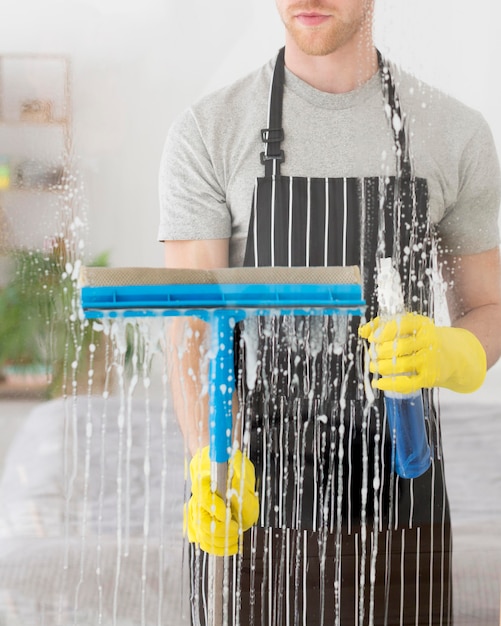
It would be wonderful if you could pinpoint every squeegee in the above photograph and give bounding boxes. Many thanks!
[79,265,366,626]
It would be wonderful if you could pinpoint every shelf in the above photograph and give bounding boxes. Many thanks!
[0,186,65,194]
[0,55,74,385]
[0,119,69,127]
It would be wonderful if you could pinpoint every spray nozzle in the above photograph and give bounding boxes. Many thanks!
[377,257,405,317]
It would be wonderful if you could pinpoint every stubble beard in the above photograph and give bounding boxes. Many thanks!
[283,3,372,57]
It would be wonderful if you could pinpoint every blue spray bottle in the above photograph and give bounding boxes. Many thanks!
[376,258,431,479]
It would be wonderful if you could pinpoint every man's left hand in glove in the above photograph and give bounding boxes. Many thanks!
[359,312,487,394]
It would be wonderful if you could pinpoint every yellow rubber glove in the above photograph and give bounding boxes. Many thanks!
[186,446,259,556]
[359,312,487,394]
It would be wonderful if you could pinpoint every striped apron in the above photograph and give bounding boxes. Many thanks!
[191,49,453,626]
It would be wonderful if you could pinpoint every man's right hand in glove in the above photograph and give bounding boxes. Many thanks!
[186,446,259,556]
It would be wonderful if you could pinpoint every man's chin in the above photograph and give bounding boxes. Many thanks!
[285,23,351,57]
[290,36,342,57]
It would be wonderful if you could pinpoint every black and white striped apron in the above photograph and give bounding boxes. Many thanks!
[192,48,452,626]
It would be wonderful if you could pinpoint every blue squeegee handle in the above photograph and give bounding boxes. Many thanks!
[208,310,245,464]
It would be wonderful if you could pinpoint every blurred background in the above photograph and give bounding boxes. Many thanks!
[0,0,499,268]
[0,0,499,624]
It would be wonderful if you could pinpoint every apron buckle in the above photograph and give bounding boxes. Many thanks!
[260,150,284,165]
[261,127,284,143]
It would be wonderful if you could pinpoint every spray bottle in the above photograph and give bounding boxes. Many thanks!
[376,257,431,479]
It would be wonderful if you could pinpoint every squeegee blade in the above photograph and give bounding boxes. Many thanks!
[78,266,366,317]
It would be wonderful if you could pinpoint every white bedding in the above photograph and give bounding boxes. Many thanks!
[0,395,190,625]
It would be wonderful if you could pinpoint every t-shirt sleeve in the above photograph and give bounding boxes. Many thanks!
[157,109,231,242]
[436,113,501,255]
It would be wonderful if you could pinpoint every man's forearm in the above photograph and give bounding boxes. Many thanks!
[169,316,210,456]
[163,237,231,455]
[443,248,501,371]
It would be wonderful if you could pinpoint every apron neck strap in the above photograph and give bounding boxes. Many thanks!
[378,51,412,178]
[261,47,412,179]
[261,47,285,177]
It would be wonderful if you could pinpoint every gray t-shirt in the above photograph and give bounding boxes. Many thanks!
[158,56,501,267]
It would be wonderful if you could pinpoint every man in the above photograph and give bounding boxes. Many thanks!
[159,1,501,624]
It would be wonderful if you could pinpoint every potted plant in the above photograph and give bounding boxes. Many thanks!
[0,239,109,398]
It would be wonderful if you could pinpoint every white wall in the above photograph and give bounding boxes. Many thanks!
[0,0,500,266]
